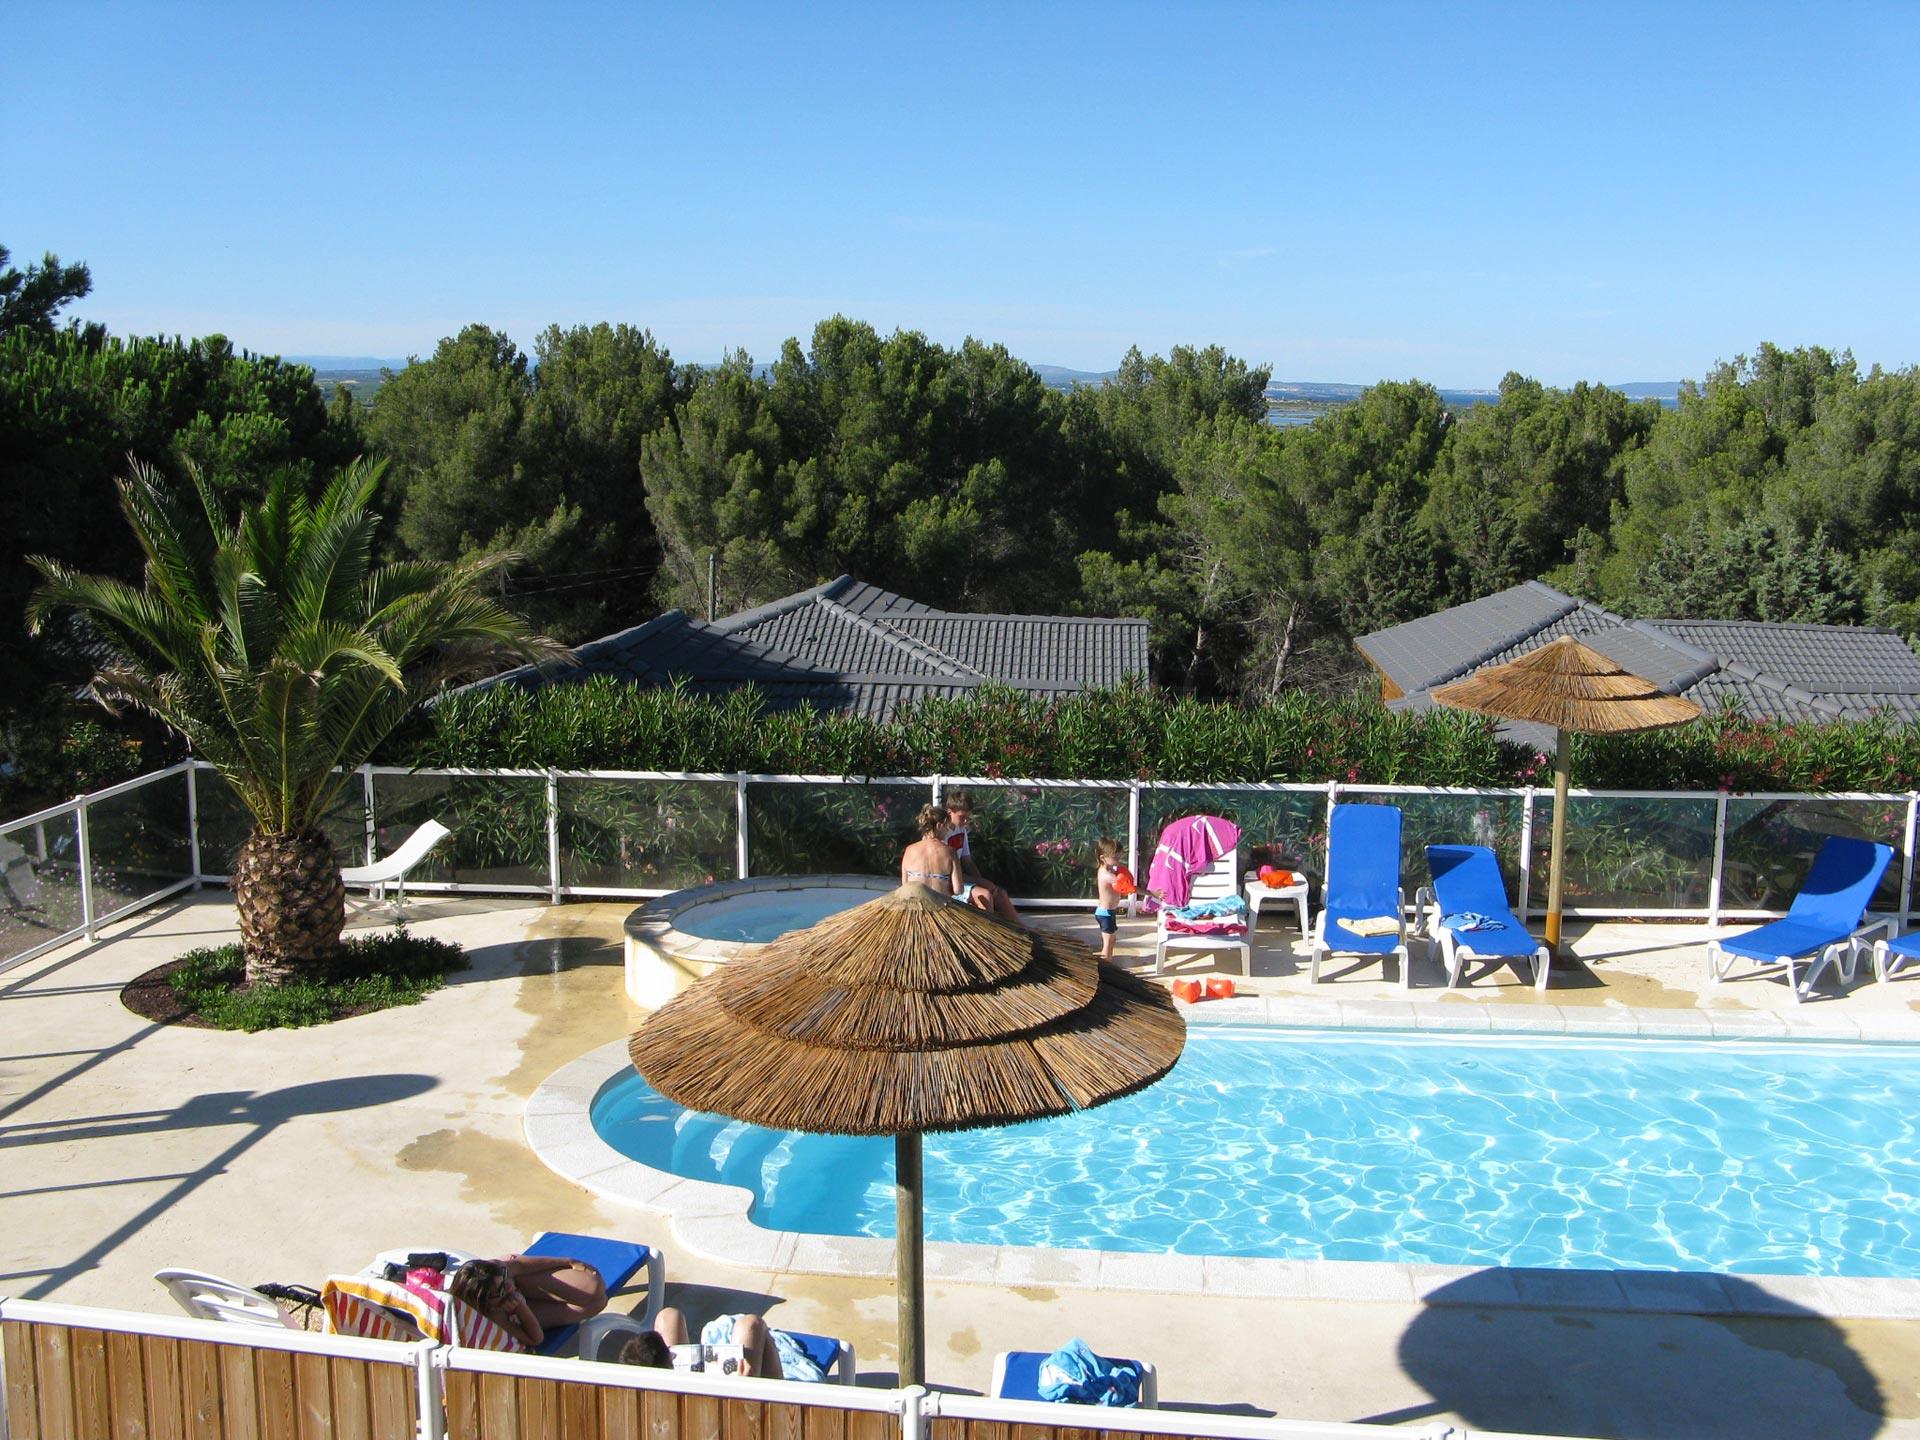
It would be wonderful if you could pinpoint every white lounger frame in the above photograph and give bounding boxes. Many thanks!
[1308,892,1410,989]
[1706,915,1892,1003]
[1414,888,1549,992]
[1153,846,1250,977]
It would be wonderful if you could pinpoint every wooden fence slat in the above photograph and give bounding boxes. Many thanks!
[327,1355,373,1440]
[800,1397,845,1440]
[847,1407,894,1440]
[600,1381,643,1440]
[32,1322,77,1440]
[70,1326,113,1438]
[724,1396,765,1440]
[181,1339,225,1436]
[926,1420,964,1440]
[218,1342,263,1440]
[140,1334,186,1440]
[516,1376,561,1438]
[293,1351,333,1440]
[106,1328,148,1439]
[480,1370,522,1440]
[766,1399,807,1440]
[684,1389,723,1440]
[366,1360,414,1440]
[559,1378,604,1440]
[443,1371,482,1440]
[1011,1424,1058,1440]
[3,1320,42,1440]
[255,1347,299,1440]
[641,1383,679,1440]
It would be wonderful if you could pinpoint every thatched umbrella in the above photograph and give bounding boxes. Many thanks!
[1433,635,1701,955]
[628,883,1185,1386]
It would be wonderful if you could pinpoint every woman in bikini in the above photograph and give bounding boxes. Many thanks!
[900,804,970,900]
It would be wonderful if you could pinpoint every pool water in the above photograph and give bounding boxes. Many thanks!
[673,890,874,942]
[592,1028,1920,1276]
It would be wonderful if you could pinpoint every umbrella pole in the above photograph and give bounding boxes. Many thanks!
[895,1131,925,1387]
[1546,728,1570,957]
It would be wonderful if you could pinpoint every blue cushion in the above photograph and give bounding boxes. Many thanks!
[1441,921,1542,958]
[1885,932,1920,959]
[1718,918,1855,963]
[524,1231,656,1356]
[1325,805,1403,916]
[999,1349,1145,1401]
[785,1329,842,1375]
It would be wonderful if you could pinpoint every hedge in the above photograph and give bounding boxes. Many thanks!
[387,678,1920,794]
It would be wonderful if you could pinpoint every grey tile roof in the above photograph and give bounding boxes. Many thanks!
[468,575,1149,719]
[1362,582,1920,734]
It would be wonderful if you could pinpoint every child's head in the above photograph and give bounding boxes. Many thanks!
[944,789,973,824]
[1096,836,1122,867]
[618,1332,672,1368]
[915,803,947,838]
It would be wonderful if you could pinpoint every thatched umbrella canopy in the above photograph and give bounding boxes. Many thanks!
[629,883,1185,1384]
[1433,635,1701,955]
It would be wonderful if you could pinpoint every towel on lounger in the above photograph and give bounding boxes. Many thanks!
[1038,1337,1142,1407]
[1443,911,1506,932]
[1337,915,1399,937]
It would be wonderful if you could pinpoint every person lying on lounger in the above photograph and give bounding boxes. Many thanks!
[440,1255,607,1350]
[617,1306,826,1382]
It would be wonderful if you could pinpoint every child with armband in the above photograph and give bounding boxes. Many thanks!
[1093,837,1133,961]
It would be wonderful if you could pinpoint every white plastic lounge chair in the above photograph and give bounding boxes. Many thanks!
[153,1268,293,1327]
[1153,844,1250,977]
[1706,835,1894,1002]
[1308,804,1409,988]
[991,1348,1159,1407]
[340,819,451,914]
[1419,844,1550,991]
[1864,929,1920,986]
[576,1313,857,1383]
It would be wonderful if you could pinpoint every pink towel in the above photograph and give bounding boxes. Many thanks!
[1145,815,1241,911]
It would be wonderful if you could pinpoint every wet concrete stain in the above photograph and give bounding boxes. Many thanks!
[396,1126,607,1238]
[503,903,643,1098]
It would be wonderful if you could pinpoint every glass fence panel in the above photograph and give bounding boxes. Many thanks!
[558,778,737,891]
[194,771,366,875]
[1,811,85,964]
[746,782,930,878]
[1526,795,1719,912]
[86,772,193,915]
[1140,787,1326,893]
[942,783,1131,900]
[370,772,548,888]
[1720,796,1907,914]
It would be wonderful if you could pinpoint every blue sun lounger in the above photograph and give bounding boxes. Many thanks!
[1421,844,1551,992]
[991,1348,1159,1407]
[1867,930,1920,986]
[1308,804,1409,988]
[575,1312,856,1383]
[524,1231,666,1355]
[1706,835,1895,1002]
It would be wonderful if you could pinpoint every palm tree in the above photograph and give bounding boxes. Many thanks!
[27,458,564,986]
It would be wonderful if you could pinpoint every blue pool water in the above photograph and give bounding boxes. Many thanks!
[592,1028,1920,1276]
[674,890,873,942]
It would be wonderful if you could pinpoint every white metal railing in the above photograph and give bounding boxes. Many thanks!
[0,1295,1572,1440]
[3,759,1917,973]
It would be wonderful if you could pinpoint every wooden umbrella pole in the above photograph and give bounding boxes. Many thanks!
[895,1131,925,1387]
[1546,728,1571,956]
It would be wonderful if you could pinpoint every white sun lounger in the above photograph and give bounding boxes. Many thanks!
[340,819,451,914]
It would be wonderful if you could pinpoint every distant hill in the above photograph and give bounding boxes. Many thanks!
[1029,363,1116,389]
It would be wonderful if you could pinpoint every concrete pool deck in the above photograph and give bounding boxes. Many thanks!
[5,892,1920,1437]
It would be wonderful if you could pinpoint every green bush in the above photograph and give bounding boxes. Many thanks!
[166,929,468,1031]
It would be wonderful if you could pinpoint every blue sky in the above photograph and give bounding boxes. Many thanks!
[9,2,1918,387]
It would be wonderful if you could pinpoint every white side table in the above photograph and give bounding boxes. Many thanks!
[1244,872,1311,936]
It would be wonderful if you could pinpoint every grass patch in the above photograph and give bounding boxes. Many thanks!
[165,929,470,1031]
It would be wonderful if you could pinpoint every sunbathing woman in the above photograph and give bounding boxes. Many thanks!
[900,805,969,899]
[444,1255,607,1350]
[617,1305,825,1382]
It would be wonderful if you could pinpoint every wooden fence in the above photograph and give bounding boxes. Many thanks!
[2,1297,1549,1440]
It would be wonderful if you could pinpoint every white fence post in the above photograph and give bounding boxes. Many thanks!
[1708,792,1729,927]
[736,773,751,879]
[1903,793,1918,928]
[76,794,97,941]
[899,1385,929,1440]
[417,1339,445,1440]
[186,762,203,888]
[362,763,378,864]
[1127,781,1142,899]
[546,770,562,904]
[1517,788,1535,922]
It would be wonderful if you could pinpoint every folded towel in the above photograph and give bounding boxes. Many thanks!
[1038,1337,1142,1407]
[1169,894,1248,922]
[1443,911,1506,932]
[1337,915,1399,937]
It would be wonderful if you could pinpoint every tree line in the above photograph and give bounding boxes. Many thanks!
[5,242,1919,802]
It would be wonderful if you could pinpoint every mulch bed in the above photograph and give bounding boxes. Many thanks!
[120,956,215,1028]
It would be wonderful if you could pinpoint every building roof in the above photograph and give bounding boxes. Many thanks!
[473,576,1150,719]
[1357,580,1920,745]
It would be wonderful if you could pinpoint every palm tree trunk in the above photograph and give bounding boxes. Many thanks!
[232,827,346,986]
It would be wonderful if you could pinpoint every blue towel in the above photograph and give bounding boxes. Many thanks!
[1037,1338,1142,1407]
[1443,911,1506,933]
[1169,894,1248,923]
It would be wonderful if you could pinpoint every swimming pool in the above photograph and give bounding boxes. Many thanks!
[671,888,876,943]
[591,1027,1920,1277]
